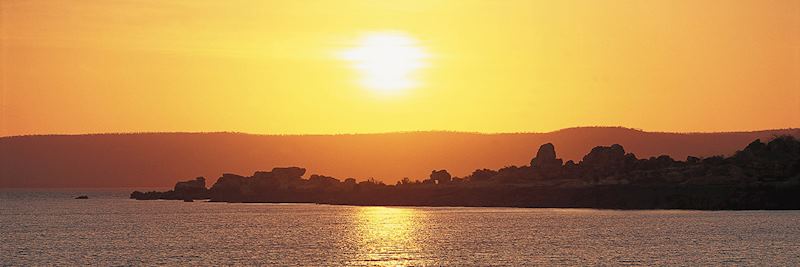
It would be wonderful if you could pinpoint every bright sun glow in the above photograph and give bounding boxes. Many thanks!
[341,32,428,94]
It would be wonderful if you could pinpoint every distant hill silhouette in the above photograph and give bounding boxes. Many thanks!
[1,127,798,187]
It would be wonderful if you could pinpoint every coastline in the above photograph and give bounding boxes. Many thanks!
[131,136,800,211]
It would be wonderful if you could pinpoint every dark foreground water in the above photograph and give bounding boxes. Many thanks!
[2,189,800,266]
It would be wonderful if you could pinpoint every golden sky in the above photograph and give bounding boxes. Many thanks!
[1,0,798,136]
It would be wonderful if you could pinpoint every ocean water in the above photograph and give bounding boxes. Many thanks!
[2,189,799,266]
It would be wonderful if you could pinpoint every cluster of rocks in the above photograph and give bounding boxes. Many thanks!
[459,136,800,187]
[131,136,800,209]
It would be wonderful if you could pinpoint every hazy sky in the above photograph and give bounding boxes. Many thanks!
[1,0,798,136]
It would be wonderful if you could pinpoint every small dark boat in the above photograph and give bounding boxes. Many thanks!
[183,199,194,202]
[75,195,89,199]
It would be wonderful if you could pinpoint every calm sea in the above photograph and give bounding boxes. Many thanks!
[2,189,799,266]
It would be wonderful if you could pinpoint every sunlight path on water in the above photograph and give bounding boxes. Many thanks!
[2,190,800,265]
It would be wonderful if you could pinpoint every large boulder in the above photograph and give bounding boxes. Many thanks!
[208,173,250,201]
[210,173,246,192]
[530,143,563,174]
[579,144,631,178]
[533,143,557,162]
[582,144,626,167]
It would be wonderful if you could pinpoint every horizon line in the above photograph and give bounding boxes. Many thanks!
[3,126,799,139]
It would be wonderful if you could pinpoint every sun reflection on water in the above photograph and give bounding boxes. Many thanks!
[349,207,429,266]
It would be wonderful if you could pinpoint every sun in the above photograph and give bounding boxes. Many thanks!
[341,32,428,94]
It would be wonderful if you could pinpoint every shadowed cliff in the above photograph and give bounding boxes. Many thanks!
[2,127,798,187]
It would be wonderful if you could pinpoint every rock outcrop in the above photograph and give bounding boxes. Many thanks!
[733,137,800,180]
[174,177,206,195]
[530,143,563,175]
[582,144,626,167]
[132,136,800,210]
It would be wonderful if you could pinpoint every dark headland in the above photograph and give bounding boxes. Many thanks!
[4,127,799,188]
[132,136,800,210]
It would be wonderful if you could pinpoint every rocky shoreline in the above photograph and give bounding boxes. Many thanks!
[132,136,800,210]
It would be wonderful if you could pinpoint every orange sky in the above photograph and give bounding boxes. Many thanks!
[1,0,798,137]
